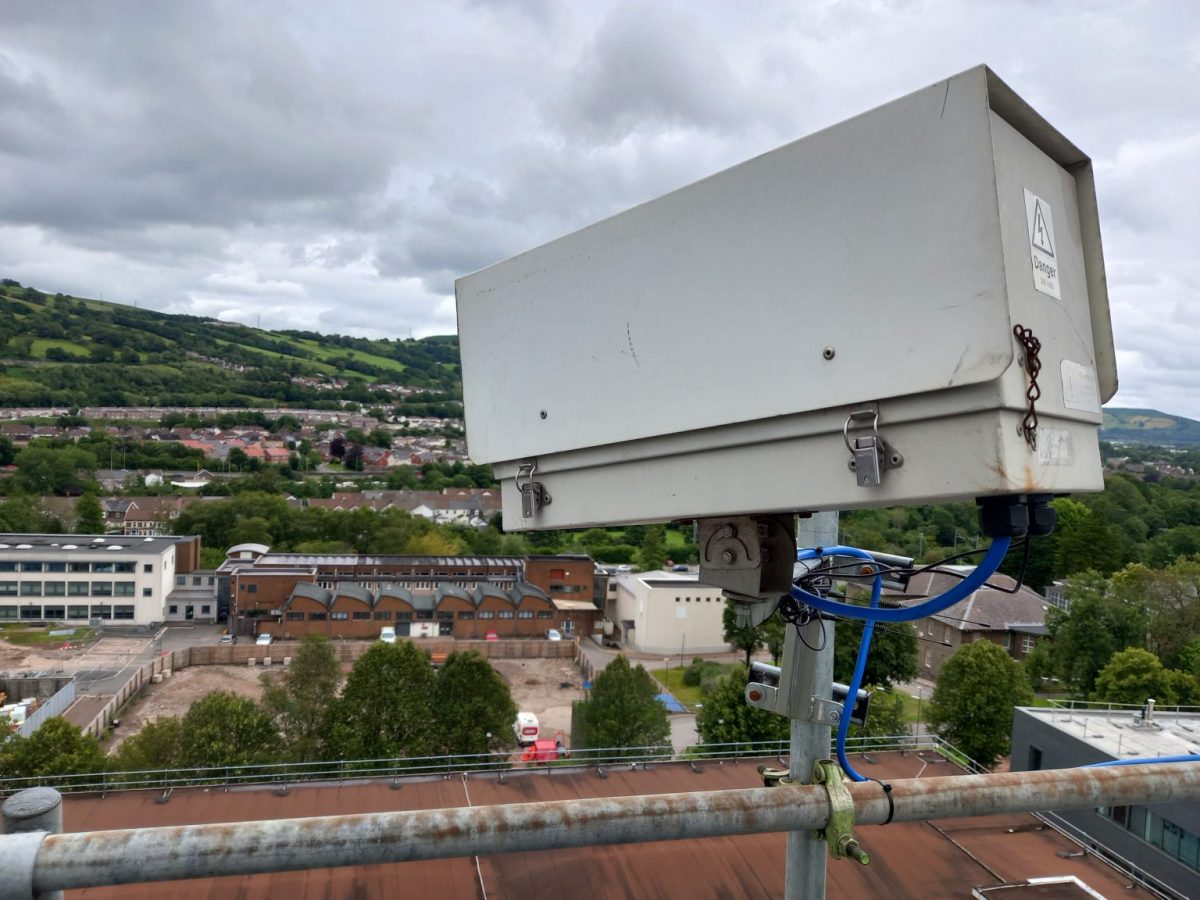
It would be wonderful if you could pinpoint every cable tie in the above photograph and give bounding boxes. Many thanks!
[874,780,895,825]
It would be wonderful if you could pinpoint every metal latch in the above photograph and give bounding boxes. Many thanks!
[515,461,551,518]
[812,759,870,865]
[843,407,903,488]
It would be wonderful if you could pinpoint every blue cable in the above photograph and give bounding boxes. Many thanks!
[792,538,1012,623]
[1084,755,1200,767]
[837,565,882,782]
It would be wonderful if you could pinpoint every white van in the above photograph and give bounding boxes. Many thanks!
[379,627,397,644]
[513,712,540,746]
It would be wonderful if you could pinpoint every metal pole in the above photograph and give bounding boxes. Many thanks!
[2,787,64,900]
[784,617,834,900]
[16,763,1200,894]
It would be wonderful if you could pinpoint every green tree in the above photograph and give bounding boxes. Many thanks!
[113,718,184,772]
[722,600,762,667]
[178,691,281,768]
[1045,571,1147,695]
[636,524,667,572]
[1115,560,1200,668]
[261,634,342,762]
[0,434,13,466]
[433,651,518,757]
[695,665,789,747]
[0,717,107,779]
[325,641,436,761]
[1091,648,1200,706]
[928,640,1034,768]
[74,491,105,534]
[13,444,99,495]
[573,656,670,755]
[834,620,918,691]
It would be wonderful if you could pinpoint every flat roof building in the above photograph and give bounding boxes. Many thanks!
[0,533,202,627]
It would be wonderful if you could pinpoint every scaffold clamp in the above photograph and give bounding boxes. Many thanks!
[812,759,870,865]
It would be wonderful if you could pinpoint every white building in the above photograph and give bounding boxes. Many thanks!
[0,533,204,627]
[608,570,729,655]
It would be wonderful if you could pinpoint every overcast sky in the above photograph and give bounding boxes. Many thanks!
[1,1,1198,415]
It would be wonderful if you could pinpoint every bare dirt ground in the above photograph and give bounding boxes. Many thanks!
[105,664,283,754]
[102,656,587,755]
[0,636,147,673]
[491,657,586,744]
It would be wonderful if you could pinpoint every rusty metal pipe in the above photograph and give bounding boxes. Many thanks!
[27,762,1200,893]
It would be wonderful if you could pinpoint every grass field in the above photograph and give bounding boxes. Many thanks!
[0,624,96,646]
[652,663,738,709]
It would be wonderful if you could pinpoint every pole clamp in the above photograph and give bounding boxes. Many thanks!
[756,765,792,788]
[812,759,870,865]
[0,831,48,900]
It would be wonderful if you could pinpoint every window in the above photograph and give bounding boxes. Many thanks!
[437,611,454,621]
[193,576,202,586]
[91,605,112,619]
[0,562,15,572]
[201,605,210,614]
[20,561,44,572]
[499,610,514,619]
[69,562,90,573]
[42,605,65,618]
[1028,745,1043,771]
[287,612,305,621]
[143,564,153,573]
[247,584,258,594]
[93,562,114,574]
[416,610,433,620]
[458,611,475,620]
[68,605,87,618]
[518,610,534,619]
[397,612,413,621]
[352,611,371,620]
[309,612,327,621]
[114,562,135,573]
[537,610,553,619]
[91,582,113,597]
[0,606,16,620]
[20,582,42,596]
[43,582,65,596]
[924,649,932,667]
[142,588,152,597]
[1022,635,1036,653]
[168,605,178,614]
[0,582,16,596]
[331,611,349,620]
[114,605,135,620]
[45,562,66,573]
[19,605,41,619]
[479,610,495,619]
[176,576,186,586]
[208,577,215,586]
[68,583,89,596]
[115,582,135,597]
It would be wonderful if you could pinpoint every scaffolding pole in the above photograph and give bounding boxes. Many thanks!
[4,762,1199,896]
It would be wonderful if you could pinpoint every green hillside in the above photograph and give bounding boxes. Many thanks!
[1101,408,1200,447]
[0,279,461,409]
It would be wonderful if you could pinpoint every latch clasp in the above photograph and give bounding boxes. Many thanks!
[516,461,552,518]
[843,407,903,488]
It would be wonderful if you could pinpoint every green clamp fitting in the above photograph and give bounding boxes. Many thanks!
[756,765,792,788]
[812,758,870,865]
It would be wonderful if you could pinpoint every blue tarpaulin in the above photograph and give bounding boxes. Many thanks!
[655,692,686,713]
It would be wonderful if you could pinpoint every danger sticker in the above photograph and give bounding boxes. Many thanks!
[1024,189,1061,300]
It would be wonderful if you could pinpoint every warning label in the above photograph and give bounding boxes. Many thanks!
[1024,189,1061,300]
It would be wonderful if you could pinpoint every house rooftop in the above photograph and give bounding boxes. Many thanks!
[1019,705,1200,761]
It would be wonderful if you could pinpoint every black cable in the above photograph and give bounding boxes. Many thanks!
[802,539,1031,595]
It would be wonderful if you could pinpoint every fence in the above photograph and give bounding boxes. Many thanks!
[0,733,963,797]
[15,680,76,738]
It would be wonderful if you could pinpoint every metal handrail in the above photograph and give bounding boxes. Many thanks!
[0,734,970,796]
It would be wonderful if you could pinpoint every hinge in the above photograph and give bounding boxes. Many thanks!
[516,460,552,519]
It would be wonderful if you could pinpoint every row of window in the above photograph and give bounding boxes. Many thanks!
[167,604,212,615]
[1101,805,1200,872]
[0,581,145,597]
[0,561,150,573]
[673,597,717,603]
[176,575,216,586]
[283,609,555,622]
[0,604,136,620]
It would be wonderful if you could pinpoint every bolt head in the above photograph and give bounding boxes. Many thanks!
[823,346,836,360]
[720,549,736,564]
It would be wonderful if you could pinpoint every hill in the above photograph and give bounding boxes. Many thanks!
[1101,408,1200,447]
[0,280,461,410]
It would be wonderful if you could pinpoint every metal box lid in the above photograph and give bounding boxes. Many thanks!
[456,66,1115,466]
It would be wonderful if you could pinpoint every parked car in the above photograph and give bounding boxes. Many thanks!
[255,633,273,646]
[545,628,562,641]
[219,633,236,645]
[379,626,396,644]
[484,630,499,641]
[672,564,690,572]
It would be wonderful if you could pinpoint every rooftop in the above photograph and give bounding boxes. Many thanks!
[59,751,1137,899]
[0,533,192,556]
[1021,704,1200,761]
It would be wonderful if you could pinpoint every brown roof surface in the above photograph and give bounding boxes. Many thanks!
[64,752,1133,899]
